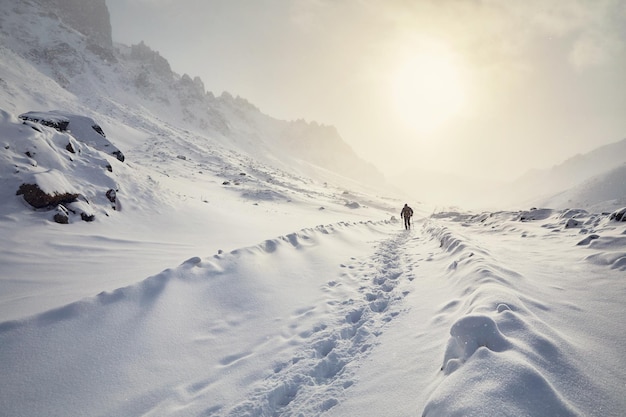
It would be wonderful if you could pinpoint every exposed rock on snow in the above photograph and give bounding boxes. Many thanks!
[16,183,78,209]
[45,0,113,48]
[53,204,70,224]
[565,218,582,228]
[1,110,124,223]
[19,111,125,162]
[517,208,553,221]
[610,207,626,222]
[576,234,600,245]
[105,189,118,210]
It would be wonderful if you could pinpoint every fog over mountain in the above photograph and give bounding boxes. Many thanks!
[539,163,626,212]
[105,0,626,182]
[394,137,626,210]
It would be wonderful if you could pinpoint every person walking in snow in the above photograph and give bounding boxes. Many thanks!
[400,203,414,230]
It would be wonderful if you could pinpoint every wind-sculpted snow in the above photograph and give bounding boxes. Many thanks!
[576,208,626,271]
[1,210,625,416]
[423,224,577,415]
[0,220,413,417]
[420,210,626,417]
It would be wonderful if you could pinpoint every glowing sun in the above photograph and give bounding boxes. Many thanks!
[391,47,466,134]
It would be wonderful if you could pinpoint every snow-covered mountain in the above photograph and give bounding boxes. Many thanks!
[514,138,626,210]
[539,163,626,212]
[394,138,626,210]
[0,0,384,193]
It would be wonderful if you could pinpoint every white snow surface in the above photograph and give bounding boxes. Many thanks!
[1,2,626,415]
[1,104,626,416]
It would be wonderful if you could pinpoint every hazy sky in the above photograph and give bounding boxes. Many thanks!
[105,0,626,180]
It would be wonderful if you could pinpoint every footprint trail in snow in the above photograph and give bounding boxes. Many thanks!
[223,228,422,416]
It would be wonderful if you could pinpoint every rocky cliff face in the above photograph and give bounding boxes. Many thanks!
[46,0,113,48]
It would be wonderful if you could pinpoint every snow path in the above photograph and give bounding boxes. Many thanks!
[222,224,420,416]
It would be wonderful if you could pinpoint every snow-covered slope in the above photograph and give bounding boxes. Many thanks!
[508,138,626,209]
[0,101,403,319]
[518,138,626,194]
[539,163,626,212]
[0,0,405,319]
[0,0,384,188]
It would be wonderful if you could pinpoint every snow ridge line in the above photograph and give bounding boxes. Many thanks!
[0,219,401,417]
[222,229,416,417]
[0,220,388,332]
[420,215,594,417]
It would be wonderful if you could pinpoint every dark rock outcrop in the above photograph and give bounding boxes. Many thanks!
[16,183,78,209]
[53,205,70,224]
[46,0,113,48]
[610,207,626,222]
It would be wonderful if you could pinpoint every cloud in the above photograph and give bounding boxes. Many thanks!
[514,0,626,70]
[569,32,616,69]
[377,0,625,68]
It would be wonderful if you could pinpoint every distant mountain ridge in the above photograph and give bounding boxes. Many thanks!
[0,0,384,186]
[393,138,626,211]
[510,138,626,203]
[539,163,626,212]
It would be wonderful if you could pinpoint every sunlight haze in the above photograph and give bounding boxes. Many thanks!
[390,39,467,135]
[106,0,626,180]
